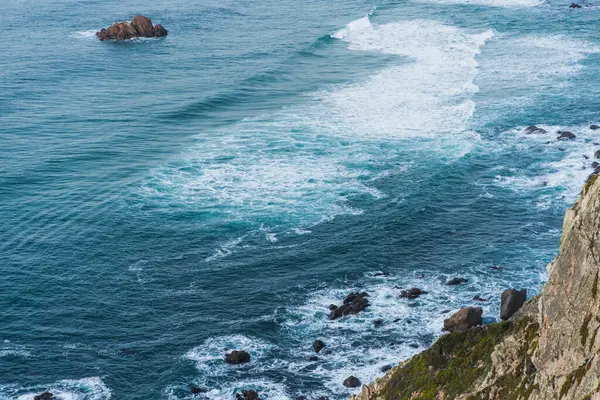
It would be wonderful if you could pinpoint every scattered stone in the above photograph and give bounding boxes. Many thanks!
[491,265,503,270]
[236,390,260,400]
[593,162,599,169]
[328,304,338,311]
[500,288,527,320]
[409,343,419,349]
[441,309,451,314]
[584,154,590,160]
[318,397,330,400]
[373,319,383,328]
[191,387,205,394]
[380,364,393,372]
[591,125,600,130]
[446,277,468,285]
[329,292,369,320]
[443,307,483,332]
[34,393,54,400]
[595,150,600,159]
[225,350,251,365]
[557,131,576,140]
[524,125,547,134]
[343,376,362,388]
[313,339,325,353]
[309,355,319,361]
[570,2,582,7]
[473,295,488,302]
[399,287,427,299]
[96,15,168,41]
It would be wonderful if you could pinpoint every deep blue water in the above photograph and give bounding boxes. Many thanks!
[2,0,600,398]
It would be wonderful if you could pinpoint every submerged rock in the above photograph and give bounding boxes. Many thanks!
[473,294,488,302]
[557,131,576,140]
[191,387,205,394]
[329,292,369,320]
[595,150,600,159]
[570,2,582,7]
[313,339,325,353]
[225,350,251,364]
[500,288,527,320]
[33,393,54,400]
[343,376,362,388]
[524,125,547,134]
[399,287,427,299]
[236,390,260,400]
[591,124,600,130]
[593,161,600,169]
[96,15,168,41]
[443,307,483,332]
[446,277,468,285]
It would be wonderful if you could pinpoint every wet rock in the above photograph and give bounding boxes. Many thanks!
[191,387,206,394]
[34,393,54,400]
[500,288,527,320]
[236,390,260,400]
[409,343,419,348]
[318,397,330,400]
[570,2,582,7]
[329,292,369,320]
[373,319,383,328]
[313,339,325,353]
[443,307,483,332]
[491,265,503,270]
[296,397,308,400]
[557,131,576,140]
[374,272,390,277]
[96,15,168,41]
[399,287,427,299]
[595,150,600,159]
[343,376,361,388]
[591,124,600,130]
[593,162,599,169]
[584,154,590,160]
[225,350,251,364]
[524,125,547,134]
[328,304,338,311]
[473,295,488,302]
[380,364,393,372]
[309,355,319,361]
[446,277,468,285]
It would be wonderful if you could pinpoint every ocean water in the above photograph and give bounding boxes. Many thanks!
[1,0,600,398]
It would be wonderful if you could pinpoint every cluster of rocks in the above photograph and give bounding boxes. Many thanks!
[329,291,369,320]
[96,15,168,41]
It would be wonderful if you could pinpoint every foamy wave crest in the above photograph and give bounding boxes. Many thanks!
[0,377,111,400]
[72,30,98,39]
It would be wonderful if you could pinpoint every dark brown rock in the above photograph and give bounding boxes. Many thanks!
[96,15,168,41]
[500,288,527,320]
[225,350,250,364]
[191,387,204,394]
[329,292,369,320]
[443,307,483,332]
[446,277,468,285]
[524,125,547,134]
[343,376,361,388]
[313,339,325,353]
[557,131,576,140]
[236,390,260,400]
[399,287,427,299]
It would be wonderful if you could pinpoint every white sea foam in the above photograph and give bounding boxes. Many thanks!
[416,0,543,7]
[1,377,111,400]
[142,19,492,237]
[72,30,98,39]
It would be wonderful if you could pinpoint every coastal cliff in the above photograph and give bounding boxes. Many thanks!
[351,175,600,400]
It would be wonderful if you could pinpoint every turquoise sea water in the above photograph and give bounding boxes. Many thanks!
[2,0,600,398]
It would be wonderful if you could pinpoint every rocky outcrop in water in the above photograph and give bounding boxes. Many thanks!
[500,288,527,320]
[225,350,251,364]
[96,15,168,41]
[330,292,369,320]
[313,339,326,353]
[399,287,427,299]
[236,389,260,400]
[351,176,600,400]
[33,393,54,400]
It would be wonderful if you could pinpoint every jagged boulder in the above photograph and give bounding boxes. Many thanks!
[225,350,250,364]
[330,292,369,320]
[399,288,427,299]
[443,307,483,332]
[500,288,527,320]
[313,339,325,353]
[96,15,168,41]
[524,125,547,134]
[236,390,260,400]
[344,376,362,388]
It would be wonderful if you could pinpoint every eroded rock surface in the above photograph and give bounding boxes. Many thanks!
[96,15,168,41]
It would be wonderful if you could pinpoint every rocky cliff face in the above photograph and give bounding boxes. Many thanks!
[351,175,600,400]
